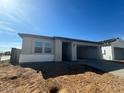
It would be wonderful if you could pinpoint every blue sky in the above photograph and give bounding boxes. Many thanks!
[0,0,124,52]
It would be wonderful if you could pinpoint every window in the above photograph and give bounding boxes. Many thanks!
[44,42,52,53]
[35,41,43,53]
[103,50,106,55]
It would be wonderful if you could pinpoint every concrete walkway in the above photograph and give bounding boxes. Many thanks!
[75,59,124,79]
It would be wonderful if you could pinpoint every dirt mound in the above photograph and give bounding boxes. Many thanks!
[0,63,47,93]
[0,62,124,93]
[50,72,124,93]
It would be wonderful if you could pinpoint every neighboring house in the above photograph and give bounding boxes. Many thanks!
[18,33,124,63]
[101,38,124,60]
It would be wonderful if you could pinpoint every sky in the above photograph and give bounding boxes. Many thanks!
[0,0,124,52]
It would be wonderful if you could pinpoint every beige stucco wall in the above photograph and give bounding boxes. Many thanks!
[21,37,54,54]
[19,54,54,63]
[71,43,77,61]
[54,39,62,62]
[75,41,99,47]
[21,37,34,54]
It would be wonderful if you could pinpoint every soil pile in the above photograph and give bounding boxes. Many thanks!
[0,62,124,93]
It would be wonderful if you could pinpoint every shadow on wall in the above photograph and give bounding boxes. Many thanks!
[20,62,105,79]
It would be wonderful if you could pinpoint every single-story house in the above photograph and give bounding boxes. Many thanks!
[18,33,124,63]
[101,38,124,60]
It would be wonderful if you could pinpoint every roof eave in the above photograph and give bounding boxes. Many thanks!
[54,36,101,44]
[18,33,23,38]
[18,33,53,39]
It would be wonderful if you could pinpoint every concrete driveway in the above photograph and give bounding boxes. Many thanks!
[76,59,124,79]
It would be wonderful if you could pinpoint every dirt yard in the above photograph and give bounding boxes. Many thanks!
[0,62,124,93]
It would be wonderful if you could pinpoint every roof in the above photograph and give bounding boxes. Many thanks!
[18,33,53,39]
[100,37,120,45]
[54,36,100,44]
[18,33,100,44]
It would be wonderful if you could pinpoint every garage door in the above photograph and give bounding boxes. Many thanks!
[77,45,99,59]
[114,47,124,60]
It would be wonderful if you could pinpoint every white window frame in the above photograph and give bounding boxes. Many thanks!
[44,42,52,54]
[34,41,43,54]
